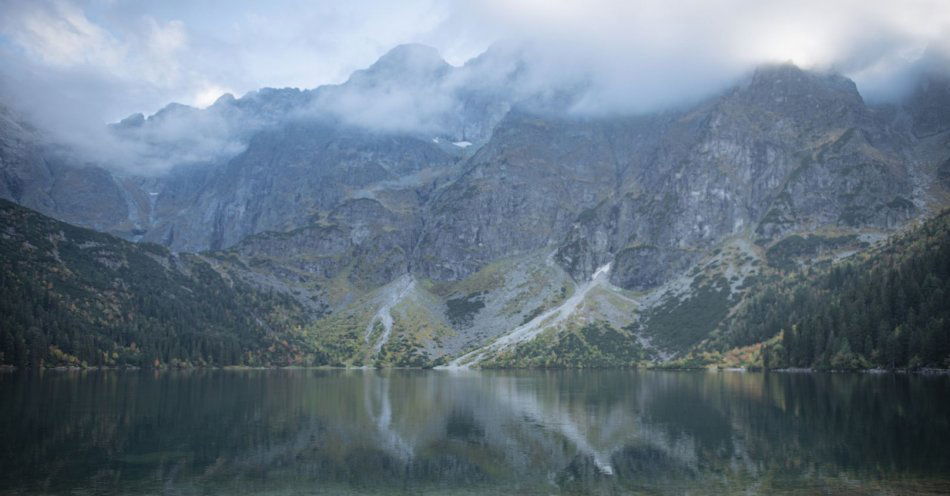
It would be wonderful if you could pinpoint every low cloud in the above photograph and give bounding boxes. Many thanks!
[1,0,949,175]
[460,0,950,111]
[308,44,460,135]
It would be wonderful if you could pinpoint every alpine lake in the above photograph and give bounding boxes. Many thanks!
[1,369,948,495]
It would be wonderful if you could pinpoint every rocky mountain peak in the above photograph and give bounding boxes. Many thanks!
[211,93,237,107]
[738,63,864,121]
[115,112,145,129]
[148,102,201,124]
[1,43,948,370]
[374,43,448,70]
[349,43,451,86]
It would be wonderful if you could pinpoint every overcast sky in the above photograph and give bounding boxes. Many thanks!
[1,0,949,127]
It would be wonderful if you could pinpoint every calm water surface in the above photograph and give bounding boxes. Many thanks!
[1,369,948,495]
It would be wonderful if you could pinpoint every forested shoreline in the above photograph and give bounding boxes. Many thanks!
[714,209,950,371]
[0,200,316,369]
[2,198,948,371]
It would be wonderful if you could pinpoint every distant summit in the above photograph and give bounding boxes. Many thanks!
[346,43,451,86]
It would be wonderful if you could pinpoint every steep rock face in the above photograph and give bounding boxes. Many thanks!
[0,107,56,214]
[906,72,950,138]
[143,121,455,251]
[552,65,921,289]
[0,44,520,253]
[3,49,950,363]
[0,105,146,237]
[414,110,622,280]
[904,72,950,195]
[45,161,138,233]
[2,52,948,308]
[231,197,419,293]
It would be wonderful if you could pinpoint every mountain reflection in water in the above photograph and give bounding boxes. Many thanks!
[1,369,948,495]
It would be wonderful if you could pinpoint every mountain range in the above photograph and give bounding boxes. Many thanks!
[1,44,948,369]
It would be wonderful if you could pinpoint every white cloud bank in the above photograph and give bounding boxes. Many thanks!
[460,0,950,110]
[0,0,948,174]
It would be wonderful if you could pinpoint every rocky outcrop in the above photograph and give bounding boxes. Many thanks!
[547,65,927,288]
[142,120,455,252]
[414,110,622,280]
[2,50,948,308]
[0,105,147,237]
[906,72,950,138]
[230,197,418,291]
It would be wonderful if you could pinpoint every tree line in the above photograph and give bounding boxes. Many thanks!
[0,200,314,369]
[723,209,950,369]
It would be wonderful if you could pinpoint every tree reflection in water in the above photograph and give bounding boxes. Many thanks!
[1,369,948,495]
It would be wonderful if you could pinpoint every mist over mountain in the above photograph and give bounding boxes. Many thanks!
[0,0,949,371]
[3,0,950,175]
[1,35,949,370]
[5,8,950,496]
